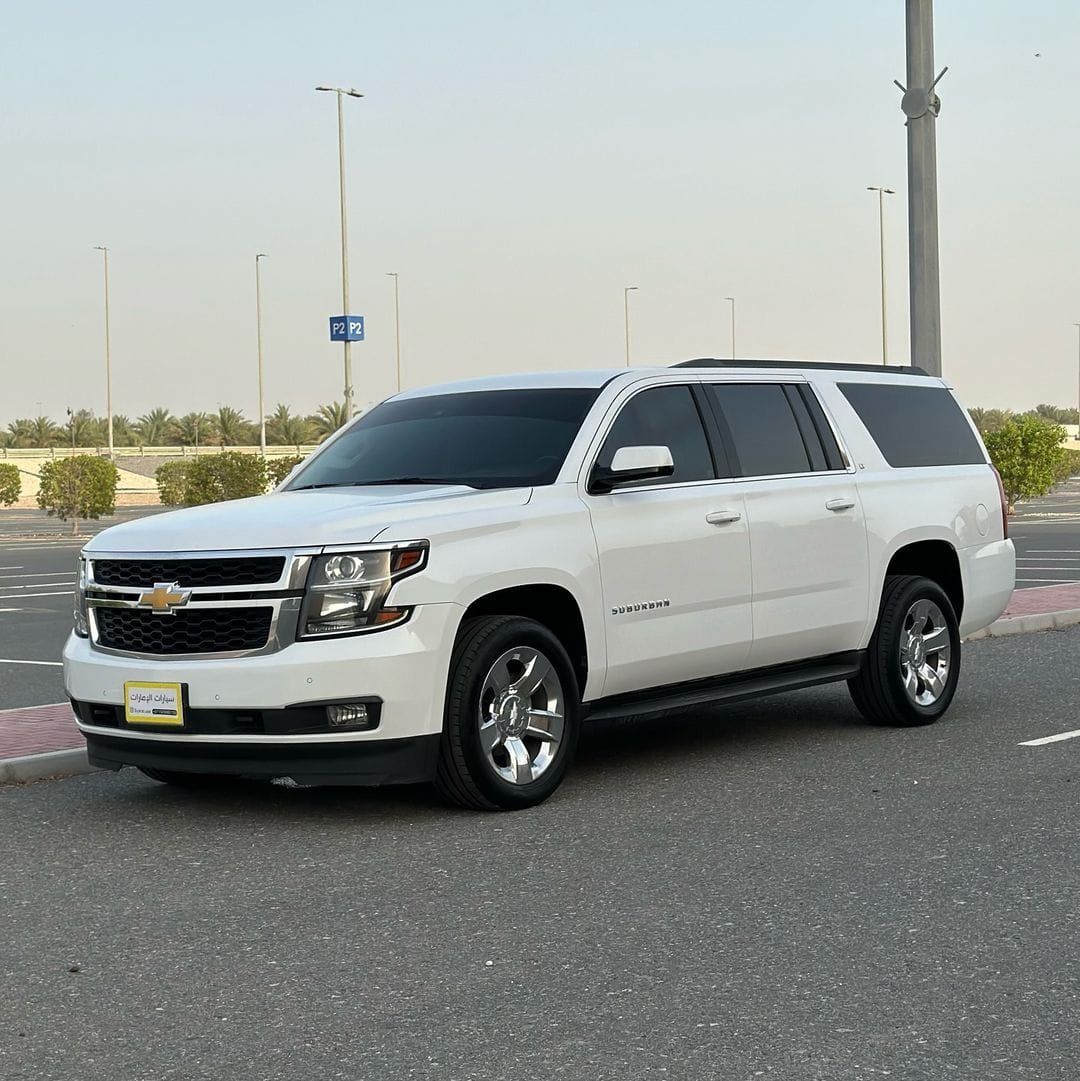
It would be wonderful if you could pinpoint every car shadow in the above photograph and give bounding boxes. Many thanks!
[92,685,865,821]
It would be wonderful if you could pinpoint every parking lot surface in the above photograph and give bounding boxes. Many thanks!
[1011,476,1080,589]
[2,626,1079,1081]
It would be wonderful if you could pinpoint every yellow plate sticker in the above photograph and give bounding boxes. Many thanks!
[124,681,184,727]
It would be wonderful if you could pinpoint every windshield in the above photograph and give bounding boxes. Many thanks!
[286,388,600,491]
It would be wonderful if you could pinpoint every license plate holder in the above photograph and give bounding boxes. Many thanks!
[124,681,185,728]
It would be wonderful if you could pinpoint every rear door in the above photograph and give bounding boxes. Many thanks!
[583,382,753,697]
[704,380,870,669]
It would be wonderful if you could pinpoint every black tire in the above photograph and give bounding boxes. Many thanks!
[137,767,245,789]
[848,574,961,727]
[435,615,581,811]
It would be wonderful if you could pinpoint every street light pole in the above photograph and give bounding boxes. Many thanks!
[255,253,268,456]
[1073,324,1080,445]
[867,187,896,365]
[316,85,364,417]
[898,0,947,375]
[387,272,401,392]
[92,246,113,458]
[624,286,638,367]
[724,296,736,359]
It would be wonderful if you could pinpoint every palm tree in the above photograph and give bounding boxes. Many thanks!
[111,415,138,447]
[136,408,176,446]
[171,412,214,448]
[6,419,35,448]
[215,406,254,446]
[27,416,62,448]
[66,409,106,448]
[309,402,349,442]
[266,404,312,447]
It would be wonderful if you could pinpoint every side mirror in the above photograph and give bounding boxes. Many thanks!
[589,445,675,494]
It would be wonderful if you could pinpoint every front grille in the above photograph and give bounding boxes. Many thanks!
[95,607,274,655]
[93,557,285,589]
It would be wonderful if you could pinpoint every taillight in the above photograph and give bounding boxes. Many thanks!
[991,465,1008,540]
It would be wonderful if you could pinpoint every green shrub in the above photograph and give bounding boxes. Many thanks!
[0,463,19,506]
[37,455,119,534]
[155,460,192,506]
[985,415,1066,511]
[183,452,267,506]
[266,455,305,489]
[1054,447,1080,484]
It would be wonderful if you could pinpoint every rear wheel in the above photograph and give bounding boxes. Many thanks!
[848,574,960,727]
[435,616,580,811]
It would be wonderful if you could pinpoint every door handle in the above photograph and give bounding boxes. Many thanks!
[706,510,742,526]
[825,498,856,512]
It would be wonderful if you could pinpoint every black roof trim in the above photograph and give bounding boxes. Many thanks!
[673,358,931,376]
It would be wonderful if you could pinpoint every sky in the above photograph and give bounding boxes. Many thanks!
[2,0,1080,427]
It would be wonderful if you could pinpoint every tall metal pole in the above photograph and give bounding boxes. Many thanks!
[255,253,268,455]
[725,296,736,359]
[868,187,896,365]
[387,272,401,392]
[900,0,946,376]
[93,246,113,458]
[1074,324,1080,445]
[317,86,363,417]
[623,286,638,366]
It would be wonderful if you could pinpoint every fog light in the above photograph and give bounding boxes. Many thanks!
[326,704,369,727]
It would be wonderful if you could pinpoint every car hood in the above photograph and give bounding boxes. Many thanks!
[84,486,533,554]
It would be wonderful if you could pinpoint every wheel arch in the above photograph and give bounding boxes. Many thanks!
[461,584,590,698]
[882,539,964,620]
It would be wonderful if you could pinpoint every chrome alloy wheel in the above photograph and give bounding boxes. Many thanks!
[478,646,565,785]
[899,599,952,706]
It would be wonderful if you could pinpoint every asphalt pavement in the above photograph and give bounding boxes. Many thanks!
[2,627,1080,1080]
[1011,475,1080,589]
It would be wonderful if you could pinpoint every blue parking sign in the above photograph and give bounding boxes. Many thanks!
[329,315,365,342]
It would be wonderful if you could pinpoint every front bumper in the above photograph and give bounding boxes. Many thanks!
[63,602,464,779]
[83,729,441,786]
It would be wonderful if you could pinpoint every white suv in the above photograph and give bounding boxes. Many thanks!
[64,361,1015,810]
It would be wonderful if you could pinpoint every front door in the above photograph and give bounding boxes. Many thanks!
[583,383,753,698]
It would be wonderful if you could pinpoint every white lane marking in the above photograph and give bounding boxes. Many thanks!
[0,580,75,591]
[1016,578,1075,584]
[0,657,63,667]
[0,591,73,600]
[0,571,79,580]
[1020,729,1080,747]
[1013,566,1080,572]
[0,566,25,571]
[1024,550,1080,555]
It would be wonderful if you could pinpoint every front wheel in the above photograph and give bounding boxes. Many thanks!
[848,575,961,727]
[435,616,581,811]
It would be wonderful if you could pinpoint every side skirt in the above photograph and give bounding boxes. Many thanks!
[584,651,864,722]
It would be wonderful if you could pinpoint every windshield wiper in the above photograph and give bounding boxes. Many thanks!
[290,477,475,491]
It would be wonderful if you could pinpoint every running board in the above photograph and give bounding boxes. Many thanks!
[584,651,864,722]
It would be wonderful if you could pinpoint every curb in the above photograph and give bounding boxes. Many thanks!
[0,747,96,785]
[965,607,1080,642]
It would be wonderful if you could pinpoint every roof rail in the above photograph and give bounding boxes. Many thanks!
[673,358,931,376]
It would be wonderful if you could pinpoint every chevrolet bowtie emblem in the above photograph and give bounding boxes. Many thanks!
[137,581,192,615]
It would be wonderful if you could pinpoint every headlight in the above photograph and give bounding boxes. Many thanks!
[299,544,427,638]
[74,558,89,638]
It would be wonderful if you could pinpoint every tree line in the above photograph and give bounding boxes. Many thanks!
[1,402,350,450]
[969,404,1080,435]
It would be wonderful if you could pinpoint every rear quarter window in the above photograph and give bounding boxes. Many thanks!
[839,383,985,468]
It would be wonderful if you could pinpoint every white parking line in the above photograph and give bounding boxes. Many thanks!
[0,657,63,667]
[1019,729,1080,747]
[0,571,79,580]
[0,591,74,600]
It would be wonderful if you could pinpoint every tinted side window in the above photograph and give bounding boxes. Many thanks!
[708,383,812,477]
[839,383,985,468]
[596,385,714,487]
